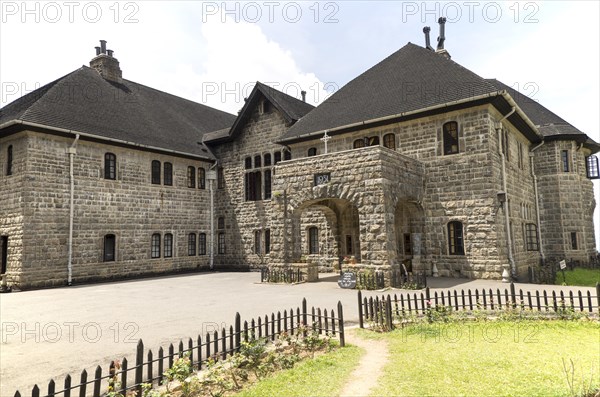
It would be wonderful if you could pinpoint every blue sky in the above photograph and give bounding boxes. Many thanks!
[1,0,599,246]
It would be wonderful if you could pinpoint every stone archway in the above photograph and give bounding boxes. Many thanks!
[394,201,425,272]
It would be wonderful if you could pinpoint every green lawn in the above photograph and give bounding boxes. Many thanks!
[555,268,600,287]
[369,320,600,397]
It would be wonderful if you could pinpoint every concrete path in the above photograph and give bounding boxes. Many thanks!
[0,271,595,396]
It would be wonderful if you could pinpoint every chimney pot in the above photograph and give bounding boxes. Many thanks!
[95,46,101,56]
[90,40,122,82]
[436,17,446,51]
[423,26,434,51]
[100,40,107,54]
[301,90,306,102]
[107,49,114,57]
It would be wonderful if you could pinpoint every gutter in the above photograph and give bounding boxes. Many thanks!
[530,142,545,264]
[67,134,80,286]
[202,141,219,271]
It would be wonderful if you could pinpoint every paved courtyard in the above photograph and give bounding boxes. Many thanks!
[0,271,595,396]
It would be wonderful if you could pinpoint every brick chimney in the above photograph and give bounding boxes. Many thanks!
[89,40,123,83]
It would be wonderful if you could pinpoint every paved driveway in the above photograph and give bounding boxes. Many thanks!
[0,271,595,396]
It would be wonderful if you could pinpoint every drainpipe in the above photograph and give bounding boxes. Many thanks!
[209,162,215,270]
[530,142,545,264]
[67,134,80,285]
[496,107,516,278]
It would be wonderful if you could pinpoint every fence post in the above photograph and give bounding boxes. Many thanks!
[235,313,241,352]
[596,283,600,312]
[135,340,144,396]
[337,301,345,347]
[385,295,394,331]
[510,282,516,308]
[357,290,364,328]
[93,366,102,397]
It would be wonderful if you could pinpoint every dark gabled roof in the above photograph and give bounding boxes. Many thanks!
[0,66,236,158]
[204,81,314,144]
[281,42,502,142]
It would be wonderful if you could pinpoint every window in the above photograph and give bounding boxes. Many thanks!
[6,145,13,176]
[245,171,262,201]
[517,143,524,169]
[104,153,116,180]
[151,233,161,258]
[403,233,412,255]
[367,136,379,146]
[254,230,262,254]
[570,232,578,250]
[346,235,353,255]
[586,155,599,179]
[151,160,161,184]
[199,233,207,255]
[188,233,196,256]
[245,157,252,169]
[217,167,224,189]
[264,169,272,199]
[265,229,270,254]
[502,130,510,161]
[187,166,196,188]
[284,151,292,161]
[274,152,282,164]
[218,233,225,254]
[525,223,539,251]
[164,162,173,186]
[561,150,570,172]
[104,234,116,262]
[198,167,206,189]
[353,139,365,149]
[308,227,319,254]
[254,155,261,168]
[308,147,317,157]
[264,153,272,166]
[443,121,459,155]
[218,217,225,230]
[447,221,464,255]
[383,134,396,150]
[164,233,173,258]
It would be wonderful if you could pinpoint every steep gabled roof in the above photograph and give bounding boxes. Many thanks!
[0,66,237,159]
[204,82,314,143]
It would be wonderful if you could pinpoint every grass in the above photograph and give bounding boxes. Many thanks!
[370,320,600,397]
[555,268,600,287]
[233,344,363,397]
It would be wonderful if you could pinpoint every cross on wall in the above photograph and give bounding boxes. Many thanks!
[321,131,331,154]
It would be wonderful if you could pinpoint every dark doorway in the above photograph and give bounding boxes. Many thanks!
[1,236,7,274]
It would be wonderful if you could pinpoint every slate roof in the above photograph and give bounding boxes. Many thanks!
[0,66,236,158]
[204,81,314,143]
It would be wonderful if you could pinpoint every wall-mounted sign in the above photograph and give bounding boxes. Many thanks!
[314,172,331,186]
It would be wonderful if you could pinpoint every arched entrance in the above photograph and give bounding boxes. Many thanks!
[394,201,425,272]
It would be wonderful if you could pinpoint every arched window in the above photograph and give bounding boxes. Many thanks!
[6,145,13,176]
[198,167,206,189]
[264,153,272,166]
[187,166,196,188]
[274,152,282,164]
[151,160,161,184]
[447,221,464,255]
[104,234,116,262]
[353,139,365,149]
[308,147,317,157]
[383,134,396,150]
[245,157,252,169]
[586,155,599,179]
[254,230,262,254]
[164,233,173,258]
[218,233,226,254]
[308,227,319,254]
[104,153,116,180]
[443,121,459,155]
[367,136,379,146]
[199,233,207,255]
[151,233,161,258]
[188,233,196,256]
[254,155,261,168]
[284,151,292,161]
[164,162,173,186]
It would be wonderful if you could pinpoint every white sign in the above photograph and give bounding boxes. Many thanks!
[559,260,567,270]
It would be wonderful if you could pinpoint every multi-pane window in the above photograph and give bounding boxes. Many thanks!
[502,130,510,161]
[187,166,196,188]
[217,167,224,189]
[265,229,270,254]
[308,148,317,157]
[151,233,161,258]
[525,223,539,251]
[561,150,570,172]
[443,121,459,155]
[198,167,206,189]
[264,170,272,199]
[199,233,207,255]
[164,162,173,186]
[104,153,116,180]
[264,153,271,166]
[383,134,396,150]
[586,155,599,179]
[254,155,261,168]
[245,171,262,201]
[245,157,252,169]
[447,221,464,255]
[104,234,116,262]
[254,230,262,254]
[218,233,225,254]
[353,139,365,149]
[274,152,281,164]
[164,233,173,258]
[188,233,197,256]
[151,161,161,184]
[308,226,319,254]
[6,145,13,176]
[570,232,578,250]
[517,143,524,169]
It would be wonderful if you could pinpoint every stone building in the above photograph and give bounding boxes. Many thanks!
[1,25,598,289]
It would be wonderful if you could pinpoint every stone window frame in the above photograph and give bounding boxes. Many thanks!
[187,166,196,188]
[218,232,226,255]
[199,233,207,255]
[274,151,282,164]
[586,155,599,179]
[284,150,292,161]
[265,229,271,254]
[447,221,464,255]
[443,121,460,155]
[353,139,365,149]
[524,223,539,251]
[264,153,272,166]
[254,230,262,254]
[244,157,252,169]
[307,147,317,157]
[188,233,197,256]
[308,226,319,254]
[245,151,275,202]
[151,160,161,185]
[218,217,225,230]
[254,155,262,168]
[561,150,570,172]
[383,133,396,150]
[217,167,225,189]
[151,233,161,258]
[164,233,173,258]
[104,153,116,180]
[103,234,116,262]
[198,167,206,189]
[164,162,173,186]
[570,232,578,250]
[6,145,13,176]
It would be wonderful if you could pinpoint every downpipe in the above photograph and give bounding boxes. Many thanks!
[67,134,80,285]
